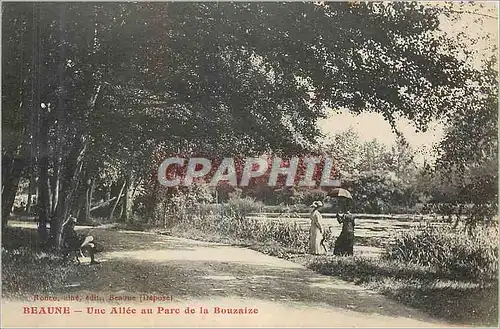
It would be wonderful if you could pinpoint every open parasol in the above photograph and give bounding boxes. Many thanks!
[329,188,352,199]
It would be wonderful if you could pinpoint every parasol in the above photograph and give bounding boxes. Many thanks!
[329,188,353,199]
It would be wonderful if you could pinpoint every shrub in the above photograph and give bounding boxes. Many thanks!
[139,183,215,227]
[223,196,264,216]
[383,223,498,282]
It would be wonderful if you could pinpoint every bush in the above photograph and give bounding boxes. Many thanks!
[222,196,264,216]
[383,223,498,282]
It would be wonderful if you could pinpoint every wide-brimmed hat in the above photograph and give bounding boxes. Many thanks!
[310,200,324,208]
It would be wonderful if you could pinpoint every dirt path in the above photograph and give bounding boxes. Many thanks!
[2,226,458,327]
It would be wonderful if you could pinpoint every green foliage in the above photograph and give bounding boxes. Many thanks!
[229,216,309,252]
[341,170,419,214]
[310,255,435,284]
[383,224,498,282]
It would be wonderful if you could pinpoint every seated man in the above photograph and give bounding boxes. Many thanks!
[62,216,100,265]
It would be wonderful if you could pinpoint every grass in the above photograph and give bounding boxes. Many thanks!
[1,227,96,299]
[308,256,498,326]
[384,223,498,282]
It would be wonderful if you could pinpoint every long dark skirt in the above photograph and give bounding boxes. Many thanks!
[333,233,354,256]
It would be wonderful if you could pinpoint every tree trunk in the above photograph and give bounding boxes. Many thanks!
[109,180,127,221]
[26,186,32,214]
[50,159,61,216]
[86,177,94,220]
[2,63,32,227]
[119,195,125,219]
[49,80,102,248]
[121,174,134,222]
[1,4,34,231]
[26,171,35,215]
[105,186,111,201]
[75,186,86,223]
[1,152,13,196]
[37,158,50,243]
[77,172,92,223]
[48,3,102,248]
[90,196,116,212]
[47,175,53,217]
[163,200,168,228]
[2,156,25,227]
[37,99,51,243]
[50,142,86,249]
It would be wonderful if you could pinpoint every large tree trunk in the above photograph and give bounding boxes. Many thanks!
[50,141,86,249]
[51,79,101,241]
[48,3,102,248]
[2,61,33,228]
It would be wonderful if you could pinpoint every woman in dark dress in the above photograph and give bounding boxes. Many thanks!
[333,210,355,256]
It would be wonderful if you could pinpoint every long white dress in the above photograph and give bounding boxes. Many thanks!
[309,209,326,255]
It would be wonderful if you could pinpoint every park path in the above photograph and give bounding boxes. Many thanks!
[2,224,458,327]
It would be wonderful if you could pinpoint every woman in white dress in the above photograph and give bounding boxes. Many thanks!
[309,201,327,255]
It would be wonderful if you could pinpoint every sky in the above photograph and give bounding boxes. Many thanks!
[318,112,445,164]
[318,1,498,164]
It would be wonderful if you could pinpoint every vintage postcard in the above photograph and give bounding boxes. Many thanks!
[1,1,498,328]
